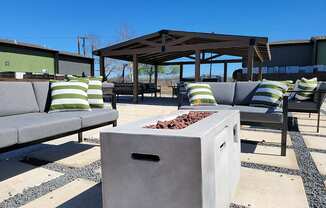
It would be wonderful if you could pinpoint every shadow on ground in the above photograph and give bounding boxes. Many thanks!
[57,183,102,208]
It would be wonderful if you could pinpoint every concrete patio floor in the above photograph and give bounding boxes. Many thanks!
[0,97,325,208]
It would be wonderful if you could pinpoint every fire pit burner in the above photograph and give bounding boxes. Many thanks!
[144,111,214,129]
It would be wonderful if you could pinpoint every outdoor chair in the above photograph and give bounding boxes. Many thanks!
[287,81,326,132]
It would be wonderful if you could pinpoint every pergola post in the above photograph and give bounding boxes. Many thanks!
[223,62,228,82]
[195,50,201,82]
[99,56,105,79]
[258,65,263,81]
[247,45,254,81]
[154,65,158,97]
[179,64,183,81]
[133,54,139,103]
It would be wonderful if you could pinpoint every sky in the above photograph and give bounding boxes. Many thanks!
[1,0,326,77]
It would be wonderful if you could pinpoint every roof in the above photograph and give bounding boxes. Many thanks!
[93,29,271,64]
[0,38,57,52]
[270,39,311,46]
[0,38,92,60]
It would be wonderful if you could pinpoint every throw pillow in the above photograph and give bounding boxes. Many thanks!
[49,81,91,112]
[185,83,217,106]
[250,80,288,108]
[87,77,104,109]
[67,75,104,109]
[295,77,318,101]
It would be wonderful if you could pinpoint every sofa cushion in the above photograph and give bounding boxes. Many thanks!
[32,81,51,112]
[0,127,18,148]
[0,113,82,144]
[234,82,260,105]
[49,81,91,112]
[179,105,233,111]
[288,100,318,112]
[206,82,235,105]
[52,109,119,128]
[185,83,217,106]
[232,105,283,124]
[0,82,40,116]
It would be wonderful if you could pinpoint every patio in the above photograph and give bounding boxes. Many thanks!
[0,98,325,207]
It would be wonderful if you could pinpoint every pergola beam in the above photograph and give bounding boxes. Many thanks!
[105,40,250,57]
[160,58,242,66]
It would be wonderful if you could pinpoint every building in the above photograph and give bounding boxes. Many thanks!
[234,36,326,81]
[265,36,326,67]
[0,39,94,76]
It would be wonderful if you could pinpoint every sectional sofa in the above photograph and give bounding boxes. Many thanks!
[178,81,289,156]
[0,81,118,152]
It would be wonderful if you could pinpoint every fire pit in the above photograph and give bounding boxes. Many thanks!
[100,110,240,208]
[144,111,214,129]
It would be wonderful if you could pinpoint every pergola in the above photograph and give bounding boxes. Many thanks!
[93,30,271,103]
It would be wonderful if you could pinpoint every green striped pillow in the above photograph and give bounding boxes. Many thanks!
[295,77,317,101]
[185,83,217,106]
[49,81,91,112]
[250,80,288,108]
[67,76,104,109]
[87,77,104,109]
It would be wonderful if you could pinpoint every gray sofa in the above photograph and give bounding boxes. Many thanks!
[0,81,118,152]
[178,81,289,156]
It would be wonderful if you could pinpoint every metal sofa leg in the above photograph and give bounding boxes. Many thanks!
[317,111,321,133]
[309,113,311,118]
[113,120,117,127]
[281,127,287,156]
[78,132,83,143]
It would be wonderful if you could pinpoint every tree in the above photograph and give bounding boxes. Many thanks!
[139,65,179,82]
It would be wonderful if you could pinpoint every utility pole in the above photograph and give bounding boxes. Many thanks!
[77,36,81,55]
[77,36,87,56]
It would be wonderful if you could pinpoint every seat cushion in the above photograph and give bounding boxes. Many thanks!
[206,82,235,105]
[0,82,40,116]
[232,105,283,124]
[32,81,51,112]
[52,109,119,128]
[0,127,18,148]
[179,105,233,111]
[0,113,82,144]
[288,100,318,112]
[234,82,260,105]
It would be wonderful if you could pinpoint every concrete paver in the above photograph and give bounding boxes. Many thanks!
[310,152,326,175]
[241,145,299,170]
[233,167,308,208]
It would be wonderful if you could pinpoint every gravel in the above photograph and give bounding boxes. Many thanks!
[289,131,326,207]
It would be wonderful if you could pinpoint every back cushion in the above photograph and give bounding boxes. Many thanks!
[32,81,51,112]
[234,82,261,105]
[0,82,40,116]
[201,82,235,105]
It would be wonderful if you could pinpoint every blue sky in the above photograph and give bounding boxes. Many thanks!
[1,0,326,77]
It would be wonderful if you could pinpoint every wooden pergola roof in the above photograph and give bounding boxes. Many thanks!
[93,29,271,64]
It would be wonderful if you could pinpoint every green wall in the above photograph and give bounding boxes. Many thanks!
[0,46,55,74]
[317,41,326,65]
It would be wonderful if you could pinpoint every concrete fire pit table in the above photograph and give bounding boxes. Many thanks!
[100,110,240,208]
